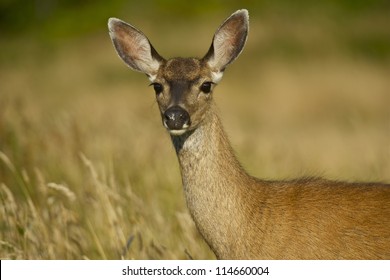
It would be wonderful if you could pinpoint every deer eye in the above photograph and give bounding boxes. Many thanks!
[151,83,163,95]
[200,82,213,94]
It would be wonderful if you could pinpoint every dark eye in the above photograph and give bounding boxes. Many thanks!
[200,82,212,94]
[151,83,163,95]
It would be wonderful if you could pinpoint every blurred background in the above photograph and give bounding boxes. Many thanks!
[0,0,389,259]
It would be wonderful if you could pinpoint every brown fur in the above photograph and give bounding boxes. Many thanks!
[172,107,390,259]
[108,10,390,259]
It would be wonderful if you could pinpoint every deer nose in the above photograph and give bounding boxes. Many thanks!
[163,106,191,132]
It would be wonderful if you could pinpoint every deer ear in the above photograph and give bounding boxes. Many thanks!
[203,9,249,74]
[108,18,165,79]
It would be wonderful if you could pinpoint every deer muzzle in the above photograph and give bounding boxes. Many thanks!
[163,106,191,135]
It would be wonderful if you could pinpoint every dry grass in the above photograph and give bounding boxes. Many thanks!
[0,12,389,259]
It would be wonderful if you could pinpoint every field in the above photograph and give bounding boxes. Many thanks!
[1,2,389,259]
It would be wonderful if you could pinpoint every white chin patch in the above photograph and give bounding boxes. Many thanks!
[163,122,189,136]
[168,129,187,136]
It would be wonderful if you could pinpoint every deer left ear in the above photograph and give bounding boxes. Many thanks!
[108,18,165,79]
[203,9,249,74]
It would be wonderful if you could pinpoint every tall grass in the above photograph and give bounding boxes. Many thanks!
[1,9,389,259]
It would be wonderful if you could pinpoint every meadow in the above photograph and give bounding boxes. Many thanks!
[0,2,389,259]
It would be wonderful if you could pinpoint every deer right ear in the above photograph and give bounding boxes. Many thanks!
[203,9,249,78]
[108,18,165,79]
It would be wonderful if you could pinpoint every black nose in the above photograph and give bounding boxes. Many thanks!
[163,106,190,130]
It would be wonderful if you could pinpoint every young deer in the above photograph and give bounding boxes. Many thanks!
[108,10,390,259]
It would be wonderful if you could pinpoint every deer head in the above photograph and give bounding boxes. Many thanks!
[108,9,249,136]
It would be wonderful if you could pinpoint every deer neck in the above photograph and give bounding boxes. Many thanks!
[170,102,254,257]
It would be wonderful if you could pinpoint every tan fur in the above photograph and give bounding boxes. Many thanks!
[161,58,203,81]
[108,10,390,259]
[172,106,390,259]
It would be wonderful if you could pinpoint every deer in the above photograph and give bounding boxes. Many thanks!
[108,9,390,259]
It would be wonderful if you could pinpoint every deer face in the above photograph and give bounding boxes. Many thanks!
[108,10,248,135]
[150,58,217,135]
